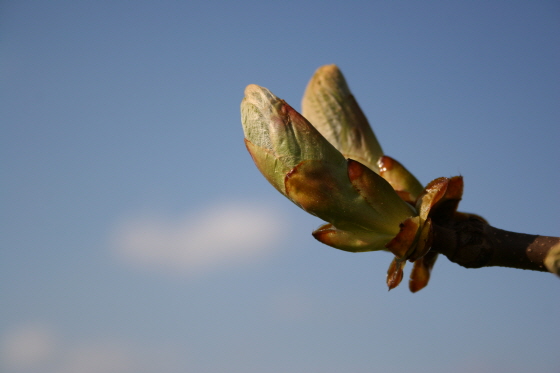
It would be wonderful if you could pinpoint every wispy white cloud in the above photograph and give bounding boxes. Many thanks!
[1,323,57,371]
[0,323,189,373]
[112,201,287,275]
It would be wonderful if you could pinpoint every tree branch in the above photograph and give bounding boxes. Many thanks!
[431,217,560,272]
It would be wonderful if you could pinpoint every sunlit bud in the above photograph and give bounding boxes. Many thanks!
[241,84,417,251]
[242,84,344,196]
[302,65,383,173]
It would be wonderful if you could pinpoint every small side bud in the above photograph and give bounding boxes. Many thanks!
[409,251,438,293]
[387,258,406,291]
[378,155,424,203]
[312,223,394,253]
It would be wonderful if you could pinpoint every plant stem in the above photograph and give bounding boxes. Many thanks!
[431,217,559,272]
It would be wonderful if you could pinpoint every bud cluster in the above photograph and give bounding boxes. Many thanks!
[241,65,467,292]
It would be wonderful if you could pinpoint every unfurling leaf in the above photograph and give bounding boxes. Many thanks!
[302,65,383,173]
[241,84,417,254]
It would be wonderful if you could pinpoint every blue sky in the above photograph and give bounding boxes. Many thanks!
[1,1,559,372]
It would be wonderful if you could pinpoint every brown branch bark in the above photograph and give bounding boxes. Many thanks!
[431,217,560,272]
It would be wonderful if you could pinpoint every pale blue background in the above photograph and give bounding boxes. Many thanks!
[1,1,559,372]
